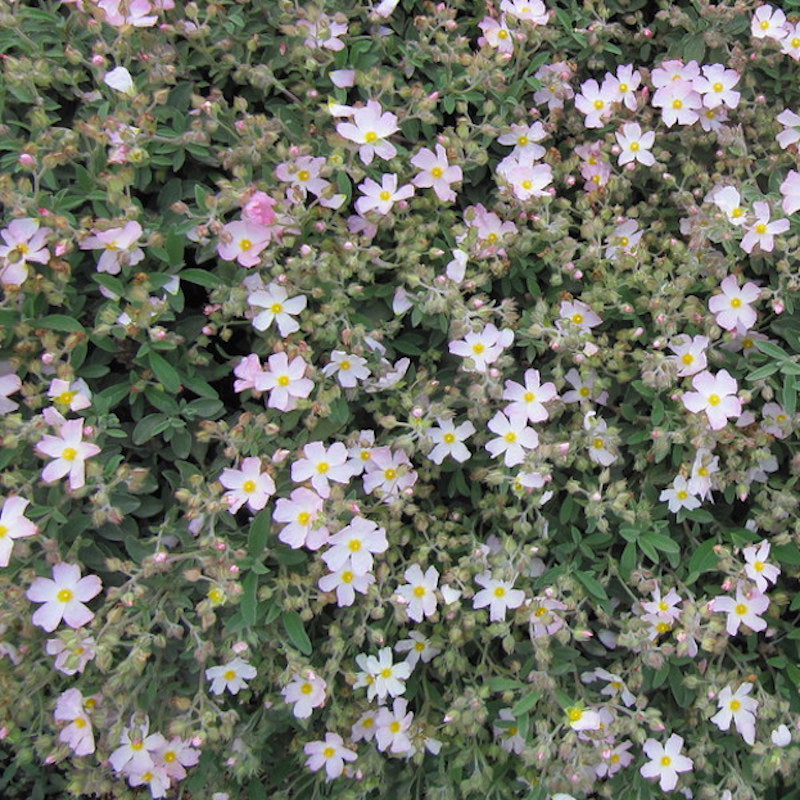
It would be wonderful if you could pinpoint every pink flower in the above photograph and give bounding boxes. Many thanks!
[503,159,553,200]
[362,447,417,500]
[710,683,758,745]
[27,563,102,632]
[575,78,616,128]
[713,586,770,635]
[503,369,558,422]
[80,221,144,274]
[248,282,307,336]
[497,122,547,159]
[410,144,462,202]
[298,14,347,50]
[500,0,548,25]
[0,218,52,286]
[109,720,167,774]
[322,351,371,387]
[604,219,642,259]
[682,369,741,430]
[669,334,709,377]
[375,698,414,754]
[233,354,264,393]
[291,441,351,499]
[395,563,439,622]
[318,561,374,606]
[532,62,574,110]
[253,352,313,411]
[335,100,398,165]
[529,596,567,637]
[751,4,787,39]
[0,496,36,567]
[695,64,740,109]
[304,732,356,780]
[242,191,277,226]
[449,323,514,372]
[36,418,101,490]
[281,673,327,718]
[54,688,95,756]
[740,201,789,254]
[217,221,270,267]
[45,633,96,675]
[653,81,702,127]
[355,173,414,216]
[776,109,800,149]
[604,64,641,110]
[559,300,602,332]
[0,372,21,414]
[659,476,701,514]
[273,487,328,550]
[218,457,275,514]
[708,274,760,332]
[275,155,332,202]
[154,737,200,781]
[485,412,539,467]
[322,516,388,574]
[780,169,800,214]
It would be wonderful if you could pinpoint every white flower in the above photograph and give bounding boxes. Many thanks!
[26,563,102,632]
[322,351,371,388]
[108,720,166,775]
[615,123,655,166]
[559,300,602,332]
[0,496,37,568]
[291,441,352,499]
[322,516,388,575]
[205,657,257,695]
[218,457,275,514]
[318,560,374,607]
[669,334,709,377]
[566,706,602,731]
[395,564,439,622]
[751,5,787,40]
[493,708,525,754]
[742,540,780,593]
[360,647,411,702]
[712,587,770,636]
[272,488,328,550]
[427,419,475,464]
[771,724,792,746]
[687,448,719,500]
[502,369,558,422]
[740,201,789,254]
[253,352,314,412]
[394,631,440,667]
[362,447,417,500]
[103,66,135,94]
[710,185,748,225]
[485,412,539,467]
[448,324,514,372]
[375,698,414,754]
[304,732,357,780]
[248,282,307,336]
[472,572,525,621]
[355,173,414,215]
[659,475,701,514]
[710,683,758,745]
[281,673,327,719]
[586,417,617,466]
[640,734,693,792]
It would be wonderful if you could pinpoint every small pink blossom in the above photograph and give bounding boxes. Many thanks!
[740,201,789,254]
[682,369,741,430]
[335,100,398,165]
[355,173,414,216]
[217,221,270,267]
[36,418,101,490]
[80,221,144,274]
[478,16,514,54]
[218,457,275,514]
[743,540,780,592]
[713,586,770,636]
[708,274,760,333]
[27,563,102,632]
[0,218,52,286]
[410,144,462,202]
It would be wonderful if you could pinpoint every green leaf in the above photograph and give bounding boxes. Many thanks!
[685,508,713,524]
[241,572,258,627]
[638,536,659,563]
[773,544,800,565]
[180,268,224,288]
[511,691,541,717]
[487,677,522,692]
[575,571,608,601]
[36,314,85,333]
[686,538,717,581]
[281,611,312,655]
[783,374,797,415]
[619,541,637,579]
[682,33,706,63]
[148,352,181,393]
[746,363,780,381]
[639,532,680,555]
[132,413,171,445]
[248,510,270,559]
[756,340,790,360]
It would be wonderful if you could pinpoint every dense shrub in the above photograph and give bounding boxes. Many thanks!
[1,1,800,799]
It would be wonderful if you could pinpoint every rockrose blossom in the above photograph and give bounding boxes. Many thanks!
[615,123,655,166]
[304,732,356,780]
[248,282,307,336]
[298,14,347,50]
[708,274,760,332]
[205,657,257,695]
[448,324,514,372]
[503,369,558,422]
[640,734,693,791]
[54,688,95,756]
[395,564,439,622]
[35,418,101,491]
[478,15,514,54]
[27,563,102,632]
[751,4,787,39]
[426,419,475,464]
[497,122,547,159]
[681,369,741,430]
[253,352,314,411]
[500,0,548,24]
[0,217,52,286]
[282,673,327,719]
[713,586,770,636]
[218,457,275,513]
[322,351,371,388]
[485,411,539,467]
[710,683,758,745]
[217,220,270,267]
[335,100,399,164]
[740,201,789,254]
[742,540,780,592]
[410,144,462,202]
[0,495,37,568]
[355,173,414,216]
[472,573,525,621]
[291,441,351,499]
[779,169,800,214]
[80,221,144,274]
[776,108,800,149]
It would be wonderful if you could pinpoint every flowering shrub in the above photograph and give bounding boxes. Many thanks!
[3,1,800,798]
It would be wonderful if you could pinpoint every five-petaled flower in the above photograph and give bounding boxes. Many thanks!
[681,369,741,430]
[27,563,102,632]
[472,572,525,621]
[640,734,694,792]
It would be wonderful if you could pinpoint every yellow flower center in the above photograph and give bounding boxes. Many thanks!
[131,742,144,751]
[732,207,744,218]
[413,585,426,597]
[339,360,351,371]
[57,589,74,603]
[593,99,604,110]
[17,243,30,254]
[742,338,754,349]
[760,19,770,29]
[568,708,583,722]
[277,375,290,387]
[142,772,154,782]
[619,236,630,247]
[629,142,640,152]
[384,468,397,480]
[472,343,485,354]
[497,29,508,38]
[735,603,747,615]
[379,191,392,201]
[56,390,77,405]
[521,180,532,190]
[363,717,374,728]
[297,170,310,182]
[414,641,425,651]
[443,432,456,444]
[730,699,741,711]
[619,83,629,92]
[713,82,724,93]
[518,136,529,146]
[611,753,620,763]
[579,386,590,397]
[104,241,118,251]
[661,755,672,766]
[508,725,519,735]
[592,174,602,184]
[348,539,362,552]
[73,717,86,728]
[208,588,225,604]
[300,682,313,694]
[708,394,721,406]
[698,467,708,477]
[593,438,604,449]
[793,37,800,47]
[493,586,507,598]
[364,131,378,143]
[297,511,311,525]
[242,480,256,493]
[682,353,694,365]
[571,313,584,324]
[658,601,669,611]
[62,447,78,462]
[224,669,237,680]
[677,490,688,500]
[731,298,742,308]
[390,721,402,732]
[341,570,354,583]
[323,746,335,758]
[239,239,252,251]
[380,667,392,678]
[524,392,535,403]
[360,450,371,461]
[504,432,517,443]
[672,99,683,109]
[84,697,95,709]
[656,621,671,634]
[534,606,547,617]
[316,462,329,473]
[756,223,767,234]
[163,751,177,762]
[754,560,765,572]
[0,526,6,539]
[431,166,443,178]
[270,302,283,314]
